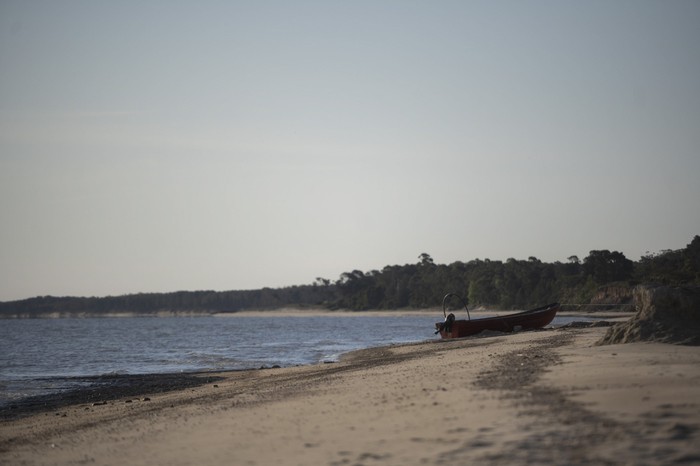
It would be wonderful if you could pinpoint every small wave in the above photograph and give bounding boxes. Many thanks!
[99,370,130,376]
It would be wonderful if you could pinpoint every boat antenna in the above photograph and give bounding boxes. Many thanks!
[442,293,470,321]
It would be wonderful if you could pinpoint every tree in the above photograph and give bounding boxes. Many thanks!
[583,250,633,283]
[684,236,700,283]
[418,253,435,266]
[313,277,331,287]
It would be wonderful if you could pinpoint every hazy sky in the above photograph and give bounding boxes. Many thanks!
[1,1,699,301]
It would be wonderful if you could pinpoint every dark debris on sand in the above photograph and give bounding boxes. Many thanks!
[0,372,223,420]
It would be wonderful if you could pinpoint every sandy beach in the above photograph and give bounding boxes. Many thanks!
[2,325,699,466]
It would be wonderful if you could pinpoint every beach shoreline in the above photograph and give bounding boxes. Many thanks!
[0,308,635,320]
[0,313,628,420]
[2,325,698,465]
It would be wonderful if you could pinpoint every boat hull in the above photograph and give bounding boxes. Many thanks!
[436,303,560,339]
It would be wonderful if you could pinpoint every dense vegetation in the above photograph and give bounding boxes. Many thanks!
[1,236,698,316]
[332,236,699,310]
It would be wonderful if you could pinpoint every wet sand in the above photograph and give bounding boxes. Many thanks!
[2,326,699,465]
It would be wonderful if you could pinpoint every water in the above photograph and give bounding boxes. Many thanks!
[0,314,590,406]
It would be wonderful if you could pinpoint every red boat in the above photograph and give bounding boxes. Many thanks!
[435,293,560,339]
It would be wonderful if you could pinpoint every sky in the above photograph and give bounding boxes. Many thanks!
[1,1,699,301]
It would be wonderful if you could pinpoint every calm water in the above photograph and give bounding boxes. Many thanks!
[0,314,584,406]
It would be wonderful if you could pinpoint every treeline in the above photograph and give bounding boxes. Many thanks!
[0,286,336,317]
[1,236,698,316]
[331,236,699,310]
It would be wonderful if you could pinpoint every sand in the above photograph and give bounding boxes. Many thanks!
[2,326,699,466]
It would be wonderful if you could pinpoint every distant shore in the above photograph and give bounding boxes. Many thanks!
[0,307,634,319]
[0,308,438,319]
[3,325,697,465]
